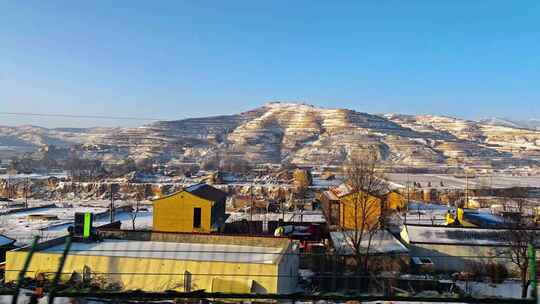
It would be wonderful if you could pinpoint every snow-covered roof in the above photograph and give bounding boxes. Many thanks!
[330,229,408,256]
[322,190,339,201]
[403,224,540,247]
[42,239,283,264]
[227,211,326,223]
[332,183,354,197]
[185,183,227,201]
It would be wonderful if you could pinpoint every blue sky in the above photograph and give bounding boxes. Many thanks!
[1,1,539,127]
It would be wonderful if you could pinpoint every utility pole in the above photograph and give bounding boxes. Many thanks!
[24,177,29,208]
[249,182,253,235]
[281,196,285,223]
[465,172,469,209]
[528,243,537,299]
[6,175,10,200]
[109,183,115,223]
[287,192,293,222]
[406,167,410,212]
[404,169,409,224]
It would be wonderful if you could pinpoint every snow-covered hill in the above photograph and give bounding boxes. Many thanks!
[480,117,540,131]
[2,102,540,170]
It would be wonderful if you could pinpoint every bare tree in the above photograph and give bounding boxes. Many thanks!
[500,226,537,298]
[342,148,389,273]
[65,154,103,182]
[499,187,538,298]
[130,188,144,230]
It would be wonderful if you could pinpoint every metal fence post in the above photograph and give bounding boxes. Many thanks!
[48,236,72,304]
[11,236,40,304]
[528,243,537,300]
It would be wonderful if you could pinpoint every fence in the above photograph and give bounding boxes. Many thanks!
[0,234,538,303]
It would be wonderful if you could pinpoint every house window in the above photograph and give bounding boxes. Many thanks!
[193,208,201,228]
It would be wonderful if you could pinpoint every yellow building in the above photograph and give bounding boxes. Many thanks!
[153,183,227,233]
[339,190,382,231]
[446,208,477,227]
[385,190,406,211]
[320,183,404,231]
[5,230,299,294]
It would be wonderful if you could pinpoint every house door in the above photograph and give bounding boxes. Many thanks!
[193,208,202,228]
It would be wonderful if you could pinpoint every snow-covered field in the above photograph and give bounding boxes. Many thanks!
[0,200,152,245]
[227,210,326,223]
[456,280,532,299]
[0,172,68,180]
[401,201,451,225]
[388,173,540,189]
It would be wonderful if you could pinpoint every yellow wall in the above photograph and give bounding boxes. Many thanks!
[445,208,478,227]
[153,191,213,233]
[386,192,406,210]
[339,191,381,231]
[5,251,280,293]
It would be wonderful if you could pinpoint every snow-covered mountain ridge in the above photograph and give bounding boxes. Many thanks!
[2,102,540,170]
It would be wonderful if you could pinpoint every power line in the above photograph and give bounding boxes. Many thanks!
[0,112,162,121]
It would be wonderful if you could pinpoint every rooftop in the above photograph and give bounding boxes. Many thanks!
[322,190,339,201]
[332,183,353,198]
[403,224,540,247]
[20,230,294,265]
[185,183,227,201]
[330,229,408,255]
[154,183,227,202]
[227,210,326,223]
[0,234,15,247]
[43,239,282,264]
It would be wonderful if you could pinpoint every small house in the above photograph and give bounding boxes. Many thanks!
[319,183,405,231]
[153,183,228,233]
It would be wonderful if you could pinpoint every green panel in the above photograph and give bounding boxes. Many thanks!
[83,213,91,238]
[528,244,537,299]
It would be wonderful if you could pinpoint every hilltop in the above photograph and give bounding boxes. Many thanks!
[2,102,540,171]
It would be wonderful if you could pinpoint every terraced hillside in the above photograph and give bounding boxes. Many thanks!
[1,102,540,170]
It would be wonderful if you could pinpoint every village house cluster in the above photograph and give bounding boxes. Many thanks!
[1,166,539,301]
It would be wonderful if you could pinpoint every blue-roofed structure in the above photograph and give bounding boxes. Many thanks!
[462,211,510,228]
